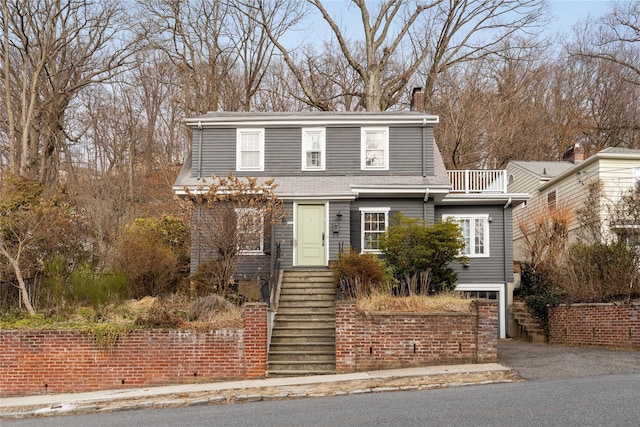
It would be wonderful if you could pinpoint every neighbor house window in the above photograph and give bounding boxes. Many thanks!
[361,207,390,253]
[302,128,326,171]
[236,208,263,254]
[444,214,490,257]
[634,167,640,185]
[547,190,557,210]
[236,128,265,171]
[361,127,389,170]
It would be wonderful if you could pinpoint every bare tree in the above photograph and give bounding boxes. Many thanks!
[0,0,139,186]
[181,173,285,297]
[573,2,640,86]
[255,0,546,111]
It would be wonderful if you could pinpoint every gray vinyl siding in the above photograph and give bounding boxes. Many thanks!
[193,128,235,178]
[349,198,433,252]
[189,206,271,279]
[192,125,436,177]
[435,205,513,283]
[274,202,295,269]
[329,201,351,260]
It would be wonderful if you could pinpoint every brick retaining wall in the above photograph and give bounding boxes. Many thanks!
[548,303,640,349]
[0,303,267,397]
[335,300,498,373]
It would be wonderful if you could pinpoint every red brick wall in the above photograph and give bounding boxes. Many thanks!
[0,303,267,397]
[548,304,640,349]
[335,300,498,373]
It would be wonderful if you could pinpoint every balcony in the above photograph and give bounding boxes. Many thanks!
[447,170,507,194]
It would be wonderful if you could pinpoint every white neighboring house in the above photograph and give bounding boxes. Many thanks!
[507,146,640,263]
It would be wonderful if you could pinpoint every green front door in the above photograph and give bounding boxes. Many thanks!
[296,204,326,266]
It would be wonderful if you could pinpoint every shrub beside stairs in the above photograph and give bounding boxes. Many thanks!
[267,269,336,376]
[509,301,546,343]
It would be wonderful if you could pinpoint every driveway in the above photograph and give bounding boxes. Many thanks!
[498,339,640,381]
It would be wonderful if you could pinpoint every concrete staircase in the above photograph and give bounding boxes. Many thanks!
[267,269,336,376]
[509,301,546,343]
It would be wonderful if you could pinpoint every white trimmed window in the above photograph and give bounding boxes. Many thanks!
[236,208,264,254]
[301,128,326,171]
[361,207,390,253]
[444,214,490,257]
[236,128,265,171]
[634,167,640,184]
[547,190,557,210]
[361,127,389,170]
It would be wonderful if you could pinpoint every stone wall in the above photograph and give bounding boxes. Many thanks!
[0,303,267,397]
[335,300,498,373]
[548,303,640,349]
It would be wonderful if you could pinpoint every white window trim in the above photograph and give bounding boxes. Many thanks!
[236,128,265,172]
[361,127,389,170]
[360,207,390,254]
[443,214,490,258]
[236,207,264,255]
[301,127,326,171]
[634,167,640,184]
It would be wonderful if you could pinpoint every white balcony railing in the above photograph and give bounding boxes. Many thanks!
[447,170,508,194]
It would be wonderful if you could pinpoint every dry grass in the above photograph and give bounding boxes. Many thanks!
[356,292,473,314]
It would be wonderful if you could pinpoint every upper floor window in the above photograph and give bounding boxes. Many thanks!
[361,127,389,170]
[236,128,264,171]
[302,128,326,171]
[443,214,490,257]
[361,207,390,253]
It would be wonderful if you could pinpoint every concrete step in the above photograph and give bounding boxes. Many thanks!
[267,361,336,373]
[270,334,336,345]
[277,306,336,316]
[273,320,335,329]
[280,287,336,297]
[269,343,335,352]
[279,294,335,303]
[268,351,335,362]
[272,327,335,337]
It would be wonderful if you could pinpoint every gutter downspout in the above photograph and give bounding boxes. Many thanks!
[422,119,427,177]
[197,121,203,179]
[503,197,512,338]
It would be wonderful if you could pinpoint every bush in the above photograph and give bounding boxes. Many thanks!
[519,263,564,336]
[134,295,188,328]
[332,250,388,300]
[117,216,189,298]
[68,265,127,309]
[561,242,638,303]
[379,213,466,295]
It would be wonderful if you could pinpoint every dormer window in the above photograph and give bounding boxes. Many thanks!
[237,128,264,171]
[361,127,389,170]
[302,128,326,171]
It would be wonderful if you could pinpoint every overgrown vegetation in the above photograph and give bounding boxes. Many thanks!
[180,173,285,298]
[379,213,466,295]
[518,182,640,335]
[356,292,473,314]
[332,213,467,310]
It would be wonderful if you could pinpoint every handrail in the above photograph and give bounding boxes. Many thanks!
[447,170,507,193]
[269,241,282,310]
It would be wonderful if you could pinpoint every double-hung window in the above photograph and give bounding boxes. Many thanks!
[547,190,557,210]
[361,127,389,170]
[444,214,489,257]
[302,128,326,171]
[361,207,390,253]
[236,208,263,254]
[236,128,264,171]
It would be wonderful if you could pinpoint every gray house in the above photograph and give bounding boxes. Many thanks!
[173,98,527,360]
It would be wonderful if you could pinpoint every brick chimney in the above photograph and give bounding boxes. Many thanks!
[562,143,585,163]
[410,87,424,112]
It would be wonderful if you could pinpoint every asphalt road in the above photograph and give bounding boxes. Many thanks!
[5,374,640,427]
[497,339,640,380]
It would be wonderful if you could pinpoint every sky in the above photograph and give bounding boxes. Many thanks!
[548,0,612,35]
[290,0,616,46]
